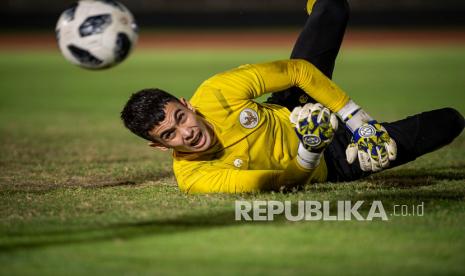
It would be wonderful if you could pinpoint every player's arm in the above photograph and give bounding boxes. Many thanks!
[249,59,397,172]
[199,59,349,111]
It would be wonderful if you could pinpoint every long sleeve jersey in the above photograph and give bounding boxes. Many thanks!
[173,59,349,193]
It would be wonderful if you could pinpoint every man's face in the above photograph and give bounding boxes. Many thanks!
[148,99,215,153]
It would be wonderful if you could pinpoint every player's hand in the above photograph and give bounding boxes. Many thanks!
[290,103,338,153]
[337,100,397,172]
[345,120,397,172]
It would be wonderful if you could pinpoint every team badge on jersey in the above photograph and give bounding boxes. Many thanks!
[239,108,259,129]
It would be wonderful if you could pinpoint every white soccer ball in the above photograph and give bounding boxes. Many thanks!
[56,0,138,70]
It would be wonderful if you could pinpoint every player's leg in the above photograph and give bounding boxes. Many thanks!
[266,0,350,110]
[290,0,349,78]
[325,108,465,182]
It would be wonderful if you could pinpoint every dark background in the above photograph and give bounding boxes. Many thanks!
[1,0,465,30]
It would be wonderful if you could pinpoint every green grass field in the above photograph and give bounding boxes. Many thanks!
[1,44,464,275]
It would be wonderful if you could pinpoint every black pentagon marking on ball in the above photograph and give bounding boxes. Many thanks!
[79,14,112,37]
[68,44,103,67]
[114,33,132,62]
[101,0,125,12]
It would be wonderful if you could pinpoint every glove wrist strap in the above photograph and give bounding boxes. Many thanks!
[346,109,374,133]
[337,100,373,133]
[296,143,322,169]
[337,100,360,121]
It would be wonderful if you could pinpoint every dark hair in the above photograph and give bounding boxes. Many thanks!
[120,88,179,141]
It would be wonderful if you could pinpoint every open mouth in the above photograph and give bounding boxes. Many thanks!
[191,131,205,148]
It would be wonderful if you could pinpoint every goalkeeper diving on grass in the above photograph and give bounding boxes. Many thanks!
[120,0,464,193]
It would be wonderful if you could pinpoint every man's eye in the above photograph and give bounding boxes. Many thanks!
[178,113,185,122]
[164,131,175,140]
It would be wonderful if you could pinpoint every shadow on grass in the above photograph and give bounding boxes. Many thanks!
[79,170,174,189]
[0,170,174,195]
[0,209,247,252]
[367,165,465,188]
[306,165,465,194]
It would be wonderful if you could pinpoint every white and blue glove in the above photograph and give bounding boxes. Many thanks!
[338,100,397,172]
[290,103,338,169]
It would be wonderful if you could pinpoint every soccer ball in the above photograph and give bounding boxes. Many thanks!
[55,0,138,70]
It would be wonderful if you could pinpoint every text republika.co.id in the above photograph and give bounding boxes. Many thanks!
[235,200,425,221]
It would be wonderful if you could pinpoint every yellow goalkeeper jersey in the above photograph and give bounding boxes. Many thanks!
[173,59,349,193]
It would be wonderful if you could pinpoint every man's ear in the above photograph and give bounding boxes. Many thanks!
[148,142,169,152]
[179,97,195,112]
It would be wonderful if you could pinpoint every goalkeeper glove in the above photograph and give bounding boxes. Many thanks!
[290,103,338,169]
[337,100,397,172]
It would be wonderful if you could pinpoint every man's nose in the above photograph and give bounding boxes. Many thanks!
[180,127,194,141]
